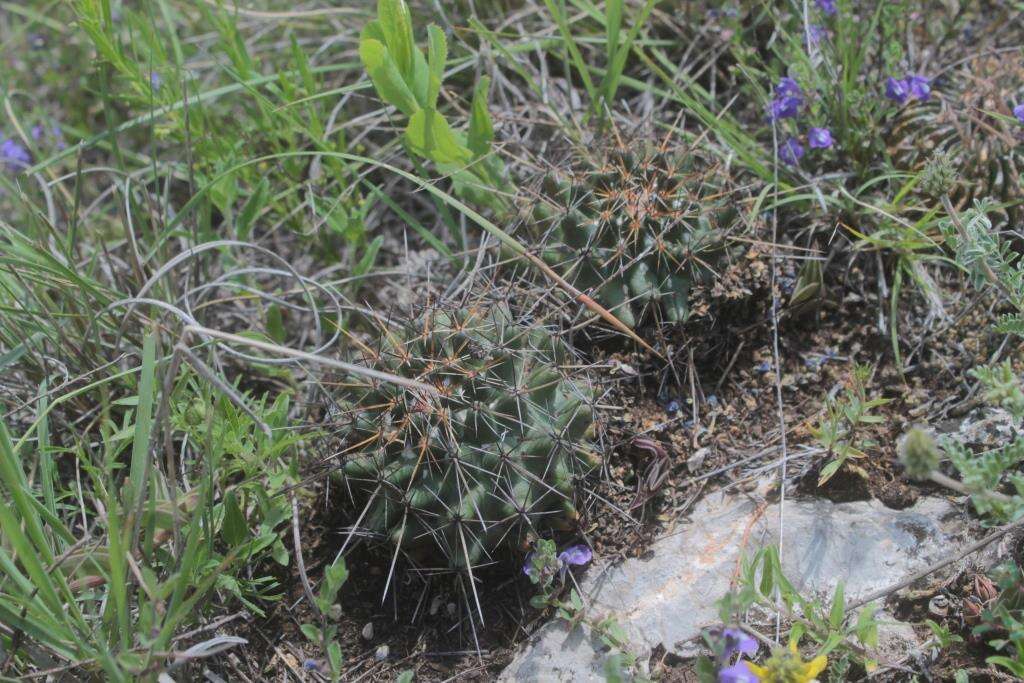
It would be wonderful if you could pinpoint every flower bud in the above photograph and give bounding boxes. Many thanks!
[920,150,959,198]
[898,427,941,479]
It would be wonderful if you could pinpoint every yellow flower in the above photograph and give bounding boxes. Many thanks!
[744,642,827,683]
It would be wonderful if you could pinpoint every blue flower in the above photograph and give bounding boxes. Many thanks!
[816,0,837,15]
[808,127,834,149]
[721,628,758,660]
[558,544,593,567]
[885,77,910,104]
[907,74,931,101]
[1015,103,1024,124]
[779,137,804,165]
[0,138,31,170]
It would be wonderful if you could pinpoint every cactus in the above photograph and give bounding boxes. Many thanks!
[336,302,596,569]
[534,142,742,328]
[890,53,1024,218]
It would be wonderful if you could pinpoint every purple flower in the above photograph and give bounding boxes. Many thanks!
[808,127,834,149]
[776,77,802,99]
[721,628,758,660]
[1014,103,1024,124]
[1,138,31,170]
[558,544,593,567]
[768,96,802,121]
[150,72,162,91]
[779,137,804,165]
[718,661,759,683]
[29,123,66,151]
[885,77,910,104]
[907,74,931,101]
[816,0,837,15]
[522,551,536,577]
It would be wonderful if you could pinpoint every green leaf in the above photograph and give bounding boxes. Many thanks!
[405,109,472,166]
[327,640,343,675]
[236,178,268,240]
[817,458,843,486]
[988,655,1024,676]
[425,25,446,110]
[221,491,249,547]
[856,607,880,647]
[299,622,321,643]
[376,0,414,78]
[128,330,158,509]
[354,236,385,277]
[467,76,494,157]
[322,556,349,604]
[829,582,845,629]
[395,671,415,683]
[266,303,286,344]
[359,38,419,116]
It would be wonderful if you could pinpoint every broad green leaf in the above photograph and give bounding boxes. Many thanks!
[221,491,249,547]
[409,44,431,109]
[818,458,843,485]
[467,76,494,157]
[377,0,414,78]
[425,25,446,109]
[405,109,472,166]
[299,622,320,643]
[359,38,418,116]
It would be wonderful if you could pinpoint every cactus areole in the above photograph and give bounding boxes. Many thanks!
[337,304,596,569]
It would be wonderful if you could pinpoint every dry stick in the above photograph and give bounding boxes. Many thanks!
[292,495,324,628]
[928,470,1014,504]
[518,250,664,359]
[845,515,1024,613]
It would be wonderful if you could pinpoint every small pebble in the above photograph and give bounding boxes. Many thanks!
[687,447,710,472]
[928,594,949,618]
[362,622,374,640]
[374,645,389,661]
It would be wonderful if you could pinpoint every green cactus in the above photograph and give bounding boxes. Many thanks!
[336,303,596,569]
[535,142,741,328]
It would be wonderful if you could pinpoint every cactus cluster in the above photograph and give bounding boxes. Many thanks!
[535,142,742,328]
[335,302,596,569]
[890,53,1024,215]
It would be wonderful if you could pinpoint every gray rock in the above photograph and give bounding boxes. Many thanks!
[954,407,1019,448]
[500,491,969,682]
